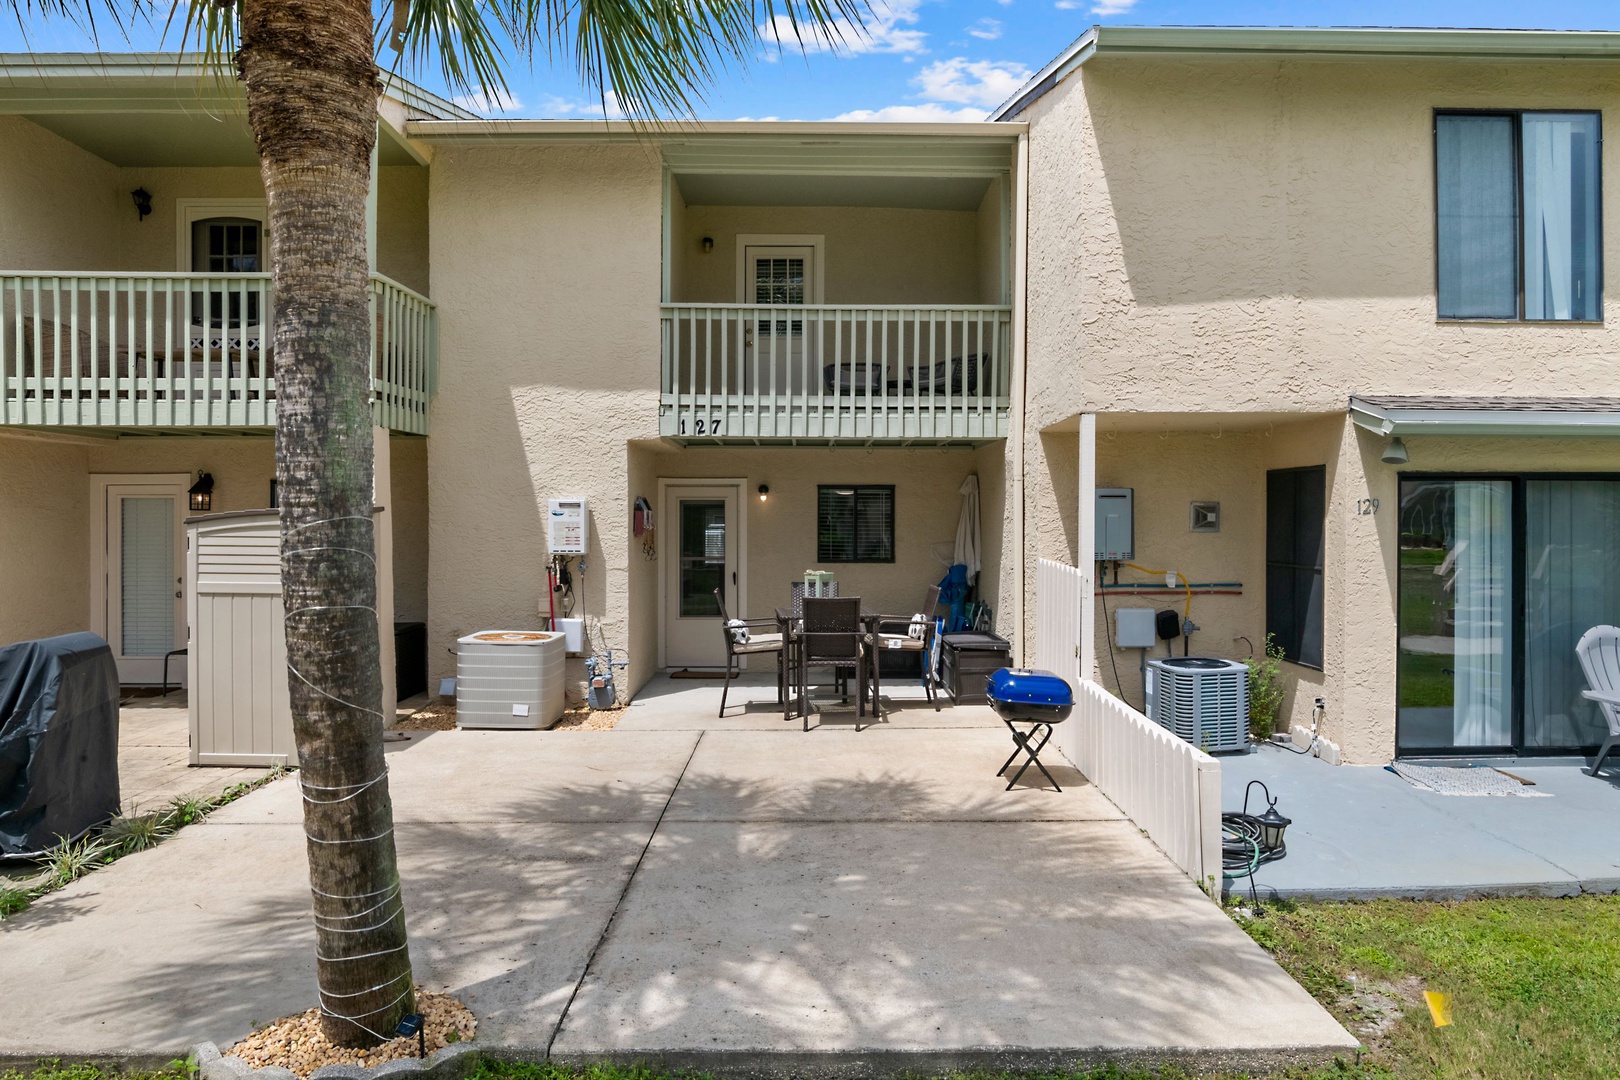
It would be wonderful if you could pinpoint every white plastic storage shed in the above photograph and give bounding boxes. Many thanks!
[186,508,394,766]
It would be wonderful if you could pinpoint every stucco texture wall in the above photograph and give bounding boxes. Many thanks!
[1021,57,1620,433]
[671,205,988,304]
[426,141,664,690]
[0,116,121,269]
[0,433,92,643]
[644,446,991,631]
[377,165,430,294]
[116,167,265,270]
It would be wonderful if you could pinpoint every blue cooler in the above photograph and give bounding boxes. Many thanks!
[986,668,1074,791]
[986,668,1074,724]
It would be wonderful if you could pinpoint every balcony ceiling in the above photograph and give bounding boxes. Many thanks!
[674,172,994,211]
[0,54,457,166]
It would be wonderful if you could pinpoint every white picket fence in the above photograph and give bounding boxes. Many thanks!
[1035,558,1222,894]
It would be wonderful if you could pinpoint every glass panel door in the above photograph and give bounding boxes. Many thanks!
[1524,480,1620,749]
[662,484,741,669]
[1397,478,1514,751]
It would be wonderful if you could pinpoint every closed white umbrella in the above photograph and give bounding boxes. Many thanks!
[954,474,981,584]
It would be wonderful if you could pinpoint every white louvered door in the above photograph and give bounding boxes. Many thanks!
[103,481,188,684]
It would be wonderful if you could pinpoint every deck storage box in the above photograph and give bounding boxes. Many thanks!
[941,632,1012,704]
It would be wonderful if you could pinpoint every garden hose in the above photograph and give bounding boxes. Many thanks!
[1222,811,1286,910]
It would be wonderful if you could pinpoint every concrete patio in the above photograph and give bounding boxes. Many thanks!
[1223,743,1620,901]
[0,675,1356,1072]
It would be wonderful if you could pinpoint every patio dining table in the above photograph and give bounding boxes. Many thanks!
[774,605,885,725]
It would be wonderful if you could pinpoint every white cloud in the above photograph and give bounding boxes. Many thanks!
[452,88,522,115]
[831,103,989,123]
[912,57,1031,108]
[1054,0,1081,8]
[529,92,627,120]
[761,0,927,56]
[968,18,1002,40]
[1089,0,1138,11]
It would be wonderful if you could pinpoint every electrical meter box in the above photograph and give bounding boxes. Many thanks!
[1115,608,1157,649]
[1095,488,1134,561]
[547,498,589,554]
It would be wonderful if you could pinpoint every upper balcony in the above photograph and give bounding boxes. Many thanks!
[658,130,1017,445]
[0,271,434,433]
[0,54,458,435]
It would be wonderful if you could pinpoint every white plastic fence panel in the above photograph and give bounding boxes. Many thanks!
[1036,558,1221,894]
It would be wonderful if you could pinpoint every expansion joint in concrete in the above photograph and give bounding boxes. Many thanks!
[544,731,705,1057]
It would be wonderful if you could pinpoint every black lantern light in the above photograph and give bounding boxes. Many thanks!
[395,1012,427,1057]
[1243,780,1291,855]
[131,187,153,220]
[757,483,769,502]
[188,471,214,512]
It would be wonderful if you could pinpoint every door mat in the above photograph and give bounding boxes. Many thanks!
[669,668,730,679]
[1389,762,1552,797]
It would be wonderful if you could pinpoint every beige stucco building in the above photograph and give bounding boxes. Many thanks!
[4,27,1619,767]
[1001,27,1620,763]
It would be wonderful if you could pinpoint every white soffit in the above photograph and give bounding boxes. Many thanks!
[1350,395,1620,438]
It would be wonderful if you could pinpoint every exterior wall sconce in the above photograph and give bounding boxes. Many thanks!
[757,483,769,502]
[131,188,153,220]
[188,471,214,512]
[701,236,715,253]
[1381,436,1409,465]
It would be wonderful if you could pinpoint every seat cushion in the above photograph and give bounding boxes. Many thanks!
[733,635,784,653]
[876,634,926,650]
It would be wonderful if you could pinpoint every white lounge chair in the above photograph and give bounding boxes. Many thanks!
[1576,625,1620,776]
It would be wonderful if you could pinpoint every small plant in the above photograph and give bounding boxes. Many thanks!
[159,792,218,830]
[104,811,170,855]
[39,834,112,888]
[0,884,31,918]
[1246,632,1288,740]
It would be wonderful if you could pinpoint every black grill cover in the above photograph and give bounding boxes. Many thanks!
[0,632,121,856]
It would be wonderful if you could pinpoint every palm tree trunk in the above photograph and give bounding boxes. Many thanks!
[239,0,413,1047]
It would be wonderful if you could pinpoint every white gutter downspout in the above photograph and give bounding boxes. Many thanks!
[1011,129,1030,661]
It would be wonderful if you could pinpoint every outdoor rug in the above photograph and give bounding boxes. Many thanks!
[1389,762,1553,797]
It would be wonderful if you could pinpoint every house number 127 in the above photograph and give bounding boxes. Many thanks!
[1355,498,1379,516]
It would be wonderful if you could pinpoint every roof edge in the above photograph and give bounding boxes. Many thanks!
[405,118,1026,140]
[992,25,1620,121]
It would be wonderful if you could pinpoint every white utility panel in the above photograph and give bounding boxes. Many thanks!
[547,497,589,554]
[1115,607,1157,649]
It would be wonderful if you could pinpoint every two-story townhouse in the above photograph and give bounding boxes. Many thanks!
[0,55,460,718]
[1000,27,1620,765]
[409,120,1021,696]
[0,59,1024,723]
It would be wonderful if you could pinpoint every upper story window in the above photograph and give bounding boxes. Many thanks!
[1436,111,1602,322]
[192,217,263,274]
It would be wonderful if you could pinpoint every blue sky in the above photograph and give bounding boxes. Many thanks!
[2,2,1615,121]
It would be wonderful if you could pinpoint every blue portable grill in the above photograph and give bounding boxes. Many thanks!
[986,668,1075,791]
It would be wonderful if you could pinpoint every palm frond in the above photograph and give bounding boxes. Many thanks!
[397,0,873,119]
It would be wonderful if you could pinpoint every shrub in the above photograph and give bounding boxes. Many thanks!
[1246,633,1288,740]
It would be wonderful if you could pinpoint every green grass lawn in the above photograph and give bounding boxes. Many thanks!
[8,896,1618,1080]
[1238,896,1620,1080]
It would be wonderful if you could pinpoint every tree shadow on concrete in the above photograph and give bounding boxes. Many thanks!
[1,754,1334,1063]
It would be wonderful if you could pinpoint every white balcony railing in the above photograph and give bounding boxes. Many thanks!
[0,272,434,434]
[661,304,1011,442]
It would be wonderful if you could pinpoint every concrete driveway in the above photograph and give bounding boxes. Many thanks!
[0,676,1355,1072]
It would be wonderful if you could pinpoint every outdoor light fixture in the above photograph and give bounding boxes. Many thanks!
[131,187,152,220]
[188,471,214,512]
[1242,780,1291,855]
[758,483,769,502]
[1381,436,1409,465]
[394,1012,427,1057]
[701,236,715,253]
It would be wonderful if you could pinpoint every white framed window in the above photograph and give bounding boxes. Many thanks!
[174,198,269,272]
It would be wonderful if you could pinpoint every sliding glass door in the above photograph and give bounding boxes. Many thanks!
[1524,480,1620,749]
[1397,479,1513,752]
[1398,474,1620,755]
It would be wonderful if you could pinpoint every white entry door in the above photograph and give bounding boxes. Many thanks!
[661,483,743,670]
[95,477,188,684]
[741,244,819,398]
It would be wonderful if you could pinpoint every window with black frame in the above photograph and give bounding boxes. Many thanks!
[1265,465,1325,669]
[1435,111,1601,321]
[817,485,895,563]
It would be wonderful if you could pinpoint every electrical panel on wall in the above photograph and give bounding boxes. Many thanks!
[1095,488,1134,561]
[547,498,589,554]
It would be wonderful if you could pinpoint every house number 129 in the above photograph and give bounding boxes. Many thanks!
[1355,498,1379,516]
